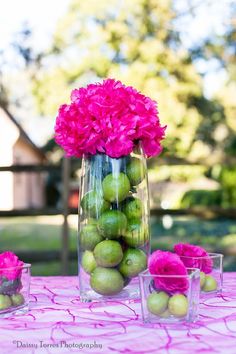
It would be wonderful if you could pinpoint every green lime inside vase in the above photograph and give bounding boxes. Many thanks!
[81,190,110,218]
[102,173,130,203]
[94,240,123,267]
[127,158,145,186]
[80,224,103,251]
[122,197,143,220]
[90,267,124,296]
[122,219,148,247]
[98,210,127,239]
[81,250,97,274]
[119,248,147,278]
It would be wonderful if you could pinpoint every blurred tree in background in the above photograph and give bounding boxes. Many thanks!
[191,2,236,160]
[32,0,224,161]
[29,0,235,167]
[0,0,235,207]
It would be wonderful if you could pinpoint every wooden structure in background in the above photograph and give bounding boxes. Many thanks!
[0,107,46,210]
[0,162,236,274]
[0,160,71,274]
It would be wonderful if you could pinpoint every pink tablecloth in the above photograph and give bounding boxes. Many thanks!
[0,273,236,354]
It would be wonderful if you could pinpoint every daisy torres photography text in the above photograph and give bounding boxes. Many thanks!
[12,340,102,350]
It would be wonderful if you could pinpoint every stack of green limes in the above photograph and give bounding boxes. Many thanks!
[147,291,189,318]
[79,157,149,296]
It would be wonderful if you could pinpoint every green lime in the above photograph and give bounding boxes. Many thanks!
[98,210,127,239]
[200,271,206,289]
[11,293,25,306]
[81,250,97,274]
[122,219,148,247]
[147,291,169,315]
[119,248,147,278]
[127,158,145,186]
[168,294,189,317]
[102,173,130,202]
[90,267,124,296]
[94,240,123,267]
[81,190,110,218]
[203,275,217,292]
[0,294,12,310]
[122,197,143,220]
[80,224,103,251]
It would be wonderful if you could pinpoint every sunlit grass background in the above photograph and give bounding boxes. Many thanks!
[1,215,235,275]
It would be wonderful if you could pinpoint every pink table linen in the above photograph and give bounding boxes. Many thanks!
[0,273,236,354]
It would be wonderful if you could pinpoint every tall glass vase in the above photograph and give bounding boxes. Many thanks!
[78,144,150,301]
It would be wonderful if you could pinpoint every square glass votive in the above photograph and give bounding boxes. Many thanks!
[179,253,223,296]
[0,263,31,317]
[139,268,200,324]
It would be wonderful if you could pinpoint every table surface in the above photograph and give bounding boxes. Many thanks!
[0,273,236,354]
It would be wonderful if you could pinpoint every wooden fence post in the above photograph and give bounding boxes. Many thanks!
[61,157,70,275]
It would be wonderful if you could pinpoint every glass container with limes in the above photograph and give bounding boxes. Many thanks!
[78,144,150,301]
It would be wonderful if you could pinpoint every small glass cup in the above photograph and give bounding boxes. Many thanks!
[139,268,200,324]
[178,253,223,296]
[0,263,31,317]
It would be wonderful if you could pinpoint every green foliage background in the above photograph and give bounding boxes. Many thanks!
[30,0,236,166]
[1,0,235,206]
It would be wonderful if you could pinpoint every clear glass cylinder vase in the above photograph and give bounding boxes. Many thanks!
[78,144,150,301]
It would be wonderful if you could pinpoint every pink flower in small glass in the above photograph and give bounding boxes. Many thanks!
[174,243,213,274]
[55,79,166,159]
[148,250,189,294]
[0,251,24,281]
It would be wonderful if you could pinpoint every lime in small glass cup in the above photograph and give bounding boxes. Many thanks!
[139,268,200,324]
[178,253,223,296]
[0,263,31,317]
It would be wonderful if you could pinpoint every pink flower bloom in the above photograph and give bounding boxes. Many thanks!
[148,250,189,294]
[174,243,213,274]
[55,79,166,158]
[0,251,24,281]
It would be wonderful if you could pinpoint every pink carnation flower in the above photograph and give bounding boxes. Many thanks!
[148,250,189,294]
[55,79,166,158]
[0,251,24,281]
[174,243,213,274]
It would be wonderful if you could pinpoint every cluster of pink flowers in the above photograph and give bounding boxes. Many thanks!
[174,243,213,274]
[0,251,24,281]
[55,79,166,158]
[148,243,212,293]
[148,250,189,293]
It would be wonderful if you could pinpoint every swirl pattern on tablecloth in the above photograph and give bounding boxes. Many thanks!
[0,273,236,354]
